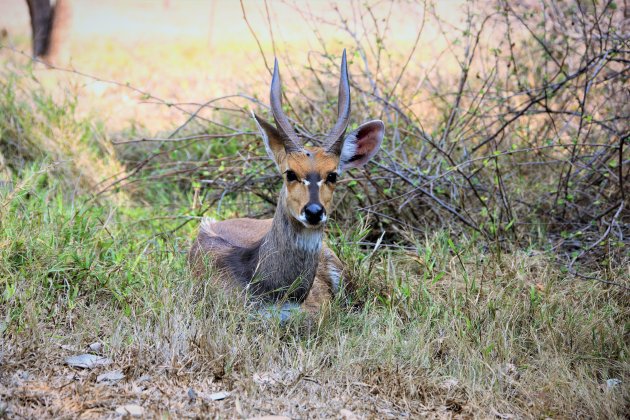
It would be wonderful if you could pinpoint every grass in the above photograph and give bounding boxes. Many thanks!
[1,139,628,417]
[0,30,628,420]
[1,167,628,417]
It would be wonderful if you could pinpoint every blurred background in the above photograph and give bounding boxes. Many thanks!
[0,0,463,130]
[0,4,628,417]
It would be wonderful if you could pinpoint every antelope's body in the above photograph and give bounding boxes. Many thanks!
[189,215,343,313]
[189,51,384,314]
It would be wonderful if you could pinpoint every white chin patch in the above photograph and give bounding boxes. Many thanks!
[296,212,309,226]
[297,212,327,229]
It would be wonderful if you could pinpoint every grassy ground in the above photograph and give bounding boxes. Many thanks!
[1,4,629,417]
[0,67,628,419]
[1,169,628,418]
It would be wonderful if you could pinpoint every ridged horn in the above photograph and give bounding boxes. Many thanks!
[270,58,303,153]
[325,49,351,155]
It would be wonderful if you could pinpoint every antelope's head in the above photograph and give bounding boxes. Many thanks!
[254,50,384,229]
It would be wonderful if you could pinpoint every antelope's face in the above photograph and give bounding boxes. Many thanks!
[282,148,339,227]
[254,50,384,229]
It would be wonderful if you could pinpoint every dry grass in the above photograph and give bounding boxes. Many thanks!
[1,1,629,418]
[0,175,627,417]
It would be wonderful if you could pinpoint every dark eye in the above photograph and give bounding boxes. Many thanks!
[285,170,299,182]
[326,172,338,184]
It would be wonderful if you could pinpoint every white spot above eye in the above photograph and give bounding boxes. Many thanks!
[303,179,311,186]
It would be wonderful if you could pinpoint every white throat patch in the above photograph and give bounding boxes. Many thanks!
[295,229,323,252]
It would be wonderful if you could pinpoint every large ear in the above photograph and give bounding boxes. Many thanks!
[339,120,384,171]
[253,112,286,170]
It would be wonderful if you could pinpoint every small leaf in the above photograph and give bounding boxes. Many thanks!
[201,391,229,401]
[97,370,125,383]
[209,391,229,400]
[115,404,144,417]
[65,354,112,369]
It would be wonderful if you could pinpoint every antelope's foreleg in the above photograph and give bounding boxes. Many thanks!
[302,246,345,314]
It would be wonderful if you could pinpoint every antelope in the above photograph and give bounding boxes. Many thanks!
[189,50,384,317]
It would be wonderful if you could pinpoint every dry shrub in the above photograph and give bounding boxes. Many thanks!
[100,1,628,274]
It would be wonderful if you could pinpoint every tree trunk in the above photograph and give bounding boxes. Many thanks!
[26,0,53,58]
[26,0,72,64]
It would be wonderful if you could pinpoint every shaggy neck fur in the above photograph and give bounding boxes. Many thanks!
[233,188,322,303]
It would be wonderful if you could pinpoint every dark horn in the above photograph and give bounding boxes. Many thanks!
[326,49,351,155]
[270,58,302,153]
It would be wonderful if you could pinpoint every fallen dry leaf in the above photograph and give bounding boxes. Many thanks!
[440,378,460,390]
[65,354,112,369]
[207,391,229,401]
[340,408,358,419]
[89,342,103,352]
[96,370,125,383]
[115,404,144,416]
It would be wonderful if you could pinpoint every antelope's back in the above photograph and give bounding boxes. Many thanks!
[188,217,272,277]
[201,217,272,248]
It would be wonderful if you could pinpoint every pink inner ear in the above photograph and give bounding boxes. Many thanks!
[356,126,380,153]
[344,120,384,168]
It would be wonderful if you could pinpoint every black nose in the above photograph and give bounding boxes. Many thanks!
[304,203,324,225]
